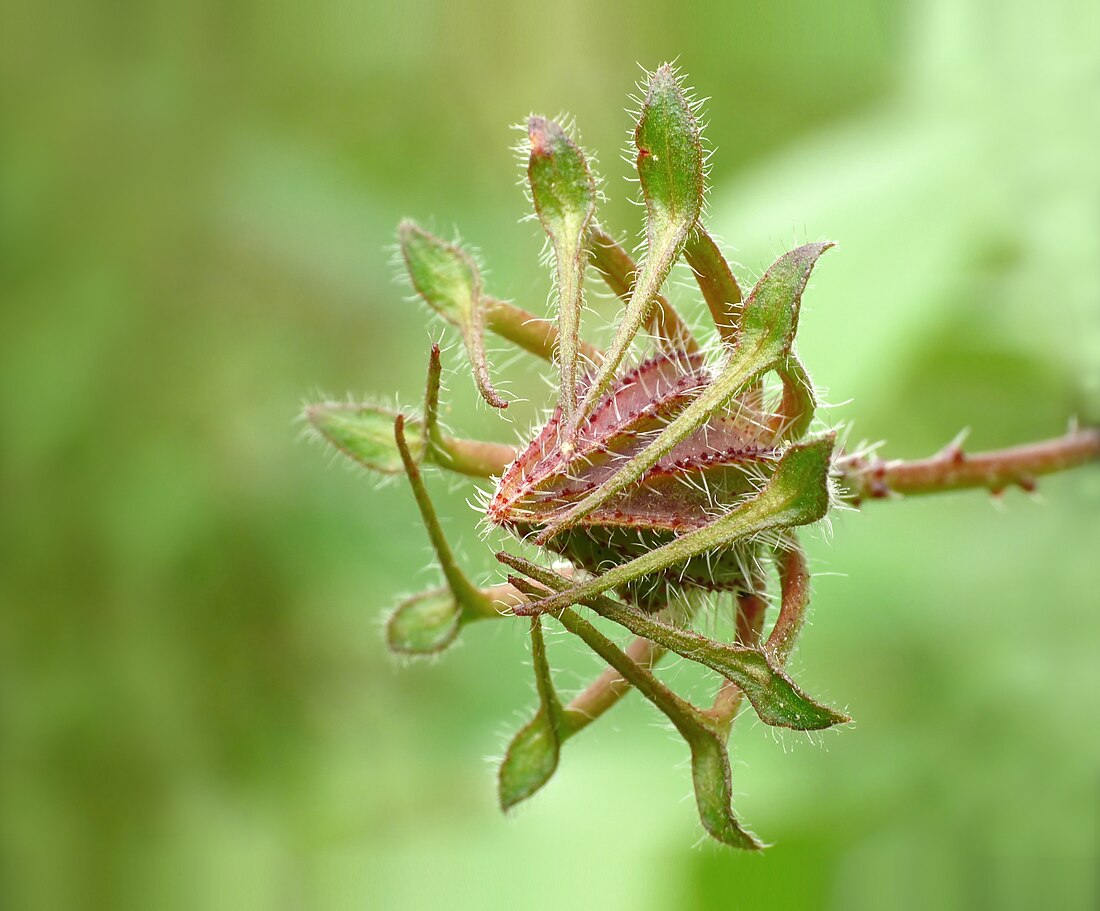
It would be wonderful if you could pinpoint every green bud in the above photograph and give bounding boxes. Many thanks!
[738,242,834,366]
[387,588,461,655]
[306,402,424,474]
[573,63,705,423]
[538,244,833,539]
[499,617,565,809]
[398,221,507,409]
[527,116,596,421]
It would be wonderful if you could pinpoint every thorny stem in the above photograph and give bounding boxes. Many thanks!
[451,429,1097,726]
[838,427,1100,504]
[424,427,1100,494]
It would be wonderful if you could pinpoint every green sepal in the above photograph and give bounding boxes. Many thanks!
[737,242,833,367]
[636,64,705,251]
[527,116,597,421]
[535,433,835,606]
[386,587,461,655]
[573,63,704,424]
[307,402,424,474]
[499,547,847,732]
[551,606,762,850]
[499,617,567,809]
[687,725,764,849]
[398,220,507,409]
[527,117,596,235]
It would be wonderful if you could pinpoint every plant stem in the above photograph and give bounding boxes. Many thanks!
[429,434,516,478]
[554,609,709,738]
[588,226,697,354]
[485,296,602,366]
[838,428,1100,504]
[707,587,767,733]
[395,414,492,612]
[562,636,666,735]
[765,539,810,666]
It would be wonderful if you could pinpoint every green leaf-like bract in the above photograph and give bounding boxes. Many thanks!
[552,606,762,849]
[688,728,762,849]
[527,117,597,422]
[499,618,565,809]
[398,221,507,409]
[572,64,704,425]
[387,588,461,655]
[307,402,424,474]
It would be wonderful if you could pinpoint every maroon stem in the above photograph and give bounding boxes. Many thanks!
[707,588,768,731]
[839,428,1100,504]
[765,544,810,666]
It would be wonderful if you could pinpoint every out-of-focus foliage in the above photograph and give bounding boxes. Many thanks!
[1,0,1097,909]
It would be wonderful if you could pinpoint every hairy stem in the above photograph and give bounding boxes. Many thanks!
[485,297,602,366]
[395,414,492,612]
[838,428,1100,503]
[765,538,810,666]
[707,587,768,733]
[562,636,667,735]
[683,225,741,346]
[588,226,697,354]
[428,434,516,478]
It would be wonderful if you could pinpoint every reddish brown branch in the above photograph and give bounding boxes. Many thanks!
[706,588,767,731]
[838,428,1100,505]
[765,544,811,666]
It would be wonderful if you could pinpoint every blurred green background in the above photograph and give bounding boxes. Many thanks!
[3,0,1099,908]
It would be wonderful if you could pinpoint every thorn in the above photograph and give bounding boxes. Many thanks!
[938,427,970,464]
[868,479,890,499]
